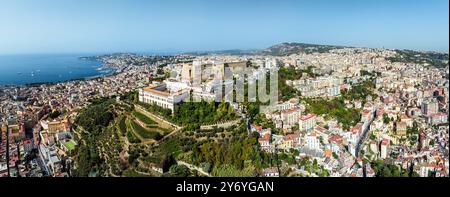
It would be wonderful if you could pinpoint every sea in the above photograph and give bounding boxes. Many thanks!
[0,54,114,86]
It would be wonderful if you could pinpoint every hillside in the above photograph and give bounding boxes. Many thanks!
[185,42,346,56]
[261,42,345,56]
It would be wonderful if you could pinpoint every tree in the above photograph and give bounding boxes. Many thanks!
[202,162,212,173]
[383,113,390,124]
[161,154,176,173]
[313,159,318,172]
[382,167,392,177]
[169,164,190,177]
[332,152,339,160]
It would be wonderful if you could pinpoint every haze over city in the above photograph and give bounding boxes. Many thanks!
[0,0,448,54]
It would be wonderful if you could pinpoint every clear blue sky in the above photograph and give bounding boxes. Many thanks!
[0,0,448,54]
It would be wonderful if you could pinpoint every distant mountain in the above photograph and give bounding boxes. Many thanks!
[261,42,346,56]
[184,49,260,56]
[184,42,347,56]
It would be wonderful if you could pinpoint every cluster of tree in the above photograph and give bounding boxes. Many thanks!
[168,164,191,177]
[360,70,381,77]
[139,102,173,120]
[252,113,282,135]
[387,49,449,68]
[298,157,330,177]
[75,99,116,136]
[382,113,392,124]
[47,110,61,119]
[88,96,113,105]
[189,128,226,139]
[132,111,157,125]
[156,67,165,75]
[154,135,198,158]
[117,116,127,136]
[305,97,360,130]
[407,121,420,135]
[342,80,377,102]
[371,159,419,177]
[172,101,237,127]
[128,146,142,166]
[189,135,276,177]
[278,66,307,101]
[127,130,141,143]
[73,141,104,177]
[73,98,126,176]
[129,120,163,140]
[279,66,317,80]
[211,164,258,177]
[122,91,138,103]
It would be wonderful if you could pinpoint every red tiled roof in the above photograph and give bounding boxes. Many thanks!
[315,126,327,132]
[398,122,407,126]
[362,110,371,116]
[400,114,410,119]
[329,134,343,143]
[143,85,170,96]
[284,133,299,141]
[252,125,263,132]
[281,107,301,114]
[432,113,447,118]
[23,139,31,144]
[300,113,316,121]
[259,133,271,142]
[351,123,363,134]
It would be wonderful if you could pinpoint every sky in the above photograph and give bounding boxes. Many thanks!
[0,0,448,54]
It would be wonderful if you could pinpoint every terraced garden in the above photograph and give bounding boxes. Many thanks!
[120,110,175,144]
[129,120,163,140]
[132,111,157,125]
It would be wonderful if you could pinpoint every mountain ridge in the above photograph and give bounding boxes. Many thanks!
[183,42,448,57]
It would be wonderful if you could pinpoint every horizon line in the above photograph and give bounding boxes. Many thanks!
[0,42,449,56]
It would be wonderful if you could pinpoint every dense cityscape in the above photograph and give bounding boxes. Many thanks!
[1,43,448,177]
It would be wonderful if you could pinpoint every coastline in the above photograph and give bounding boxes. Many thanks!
[0,56,118,88]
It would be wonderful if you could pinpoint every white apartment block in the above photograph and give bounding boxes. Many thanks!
[290,76,341,98]
[421,98,439,117]
[305,134,320,150]
[280,107,302,129]
[299,113,316,132]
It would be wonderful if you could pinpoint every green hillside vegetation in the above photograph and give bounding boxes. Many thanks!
[73,99,123,176]
[73,96,285,177]
[278,66,320,101]
[118,116,127,136]
[371,160,419,177]
[387,49,448,68]
[264,42,345,56]
[128,119,163,141]
[342,80,377,101]
[127,130,141,143]
[305,97,361,131]
[133,111,157,125]
[173,101,237,126]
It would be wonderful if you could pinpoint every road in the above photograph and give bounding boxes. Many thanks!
[36,150,50,176]
[355,106,379,158]
[355,123,372,158]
